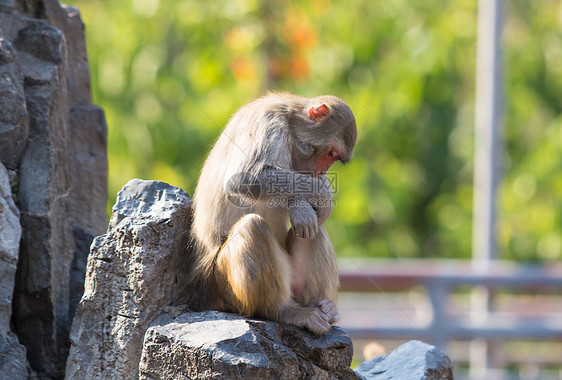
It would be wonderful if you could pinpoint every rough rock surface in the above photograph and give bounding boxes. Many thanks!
[14,18,76,378]
[139,311,357,380]
[355,340,453,380]
[0,1,108,378]
[0,162,29,379]
[0,37,28,169]
[65,179,193,380]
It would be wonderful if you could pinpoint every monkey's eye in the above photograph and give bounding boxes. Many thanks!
[328,148,339,160]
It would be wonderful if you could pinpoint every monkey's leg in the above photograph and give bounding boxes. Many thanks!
[286,227,340,323]
[215,213,332,334]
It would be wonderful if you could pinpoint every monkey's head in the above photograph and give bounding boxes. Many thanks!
[289,95,357,177]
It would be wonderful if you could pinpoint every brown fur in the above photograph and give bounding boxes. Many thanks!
[190,92,357,334]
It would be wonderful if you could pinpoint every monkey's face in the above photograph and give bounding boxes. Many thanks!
[312,145,345,176]
[290,96,357,177]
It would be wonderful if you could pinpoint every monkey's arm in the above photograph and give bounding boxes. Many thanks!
[226,167,331,206]
[225,167,332,238]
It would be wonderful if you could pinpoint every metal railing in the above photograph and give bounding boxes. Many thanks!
[338,258,562,377]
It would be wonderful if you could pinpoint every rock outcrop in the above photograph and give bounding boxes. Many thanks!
[0,1,108,378]
[65,179,193,379]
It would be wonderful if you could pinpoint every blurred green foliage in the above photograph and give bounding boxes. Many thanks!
[66,0,561,261]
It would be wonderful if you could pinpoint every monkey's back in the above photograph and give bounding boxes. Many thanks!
[191,94,298,277]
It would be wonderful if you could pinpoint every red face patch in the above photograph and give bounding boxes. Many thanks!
[313,147,340,176]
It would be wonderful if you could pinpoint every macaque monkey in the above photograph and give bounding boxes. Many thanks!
[190,92,357,334]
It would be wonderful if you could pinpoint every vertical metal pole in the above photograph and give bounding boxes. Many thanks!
[471,0,503,378]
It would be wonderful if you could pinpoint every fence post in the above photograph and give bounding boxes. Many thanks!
[427,281,448,350]
[471,0,503,378]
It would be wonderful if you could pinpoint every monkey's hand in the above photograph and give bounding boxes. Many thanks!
[289,196,318,239]
[305,175,333,226]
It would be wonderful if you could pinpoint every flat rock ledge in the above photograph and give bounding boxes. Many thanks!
[66,178,453,379]
[140,310,357,379]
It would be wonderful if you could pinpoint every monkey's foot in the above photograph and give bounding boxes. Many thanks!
[280,304,331,335]
[303,307,332,335]
[318,299,339,324]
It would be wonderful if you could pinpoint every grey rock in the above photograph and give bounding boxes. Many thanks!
[66,104,108,322]
[355,340,453,380]
[0,161,20,326]
[139,311,358,380]
[0,331,29,379]
[44,1,109,331]
[0,2,109,377]
[0,1,108,378]
[65,179,193,380]
[0,162,29,380]
[68,227,93,324]
[67,104,108,236]
[0,10,31,40]
[42,0,92,106]
[13,16,73,378]
[0,37,29,169]
[0,0,15,13]
[14,21,64,64]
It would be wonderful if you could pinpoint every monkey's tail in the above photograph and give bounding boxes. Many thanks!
[187,234,214,276]
[185,236,221,308]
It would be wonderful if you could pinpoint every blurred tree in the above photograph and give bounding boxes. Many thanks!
[66,0,561,261]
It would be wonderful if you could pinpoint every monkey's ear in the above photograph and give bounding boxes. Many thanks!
[308,104,329,122]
